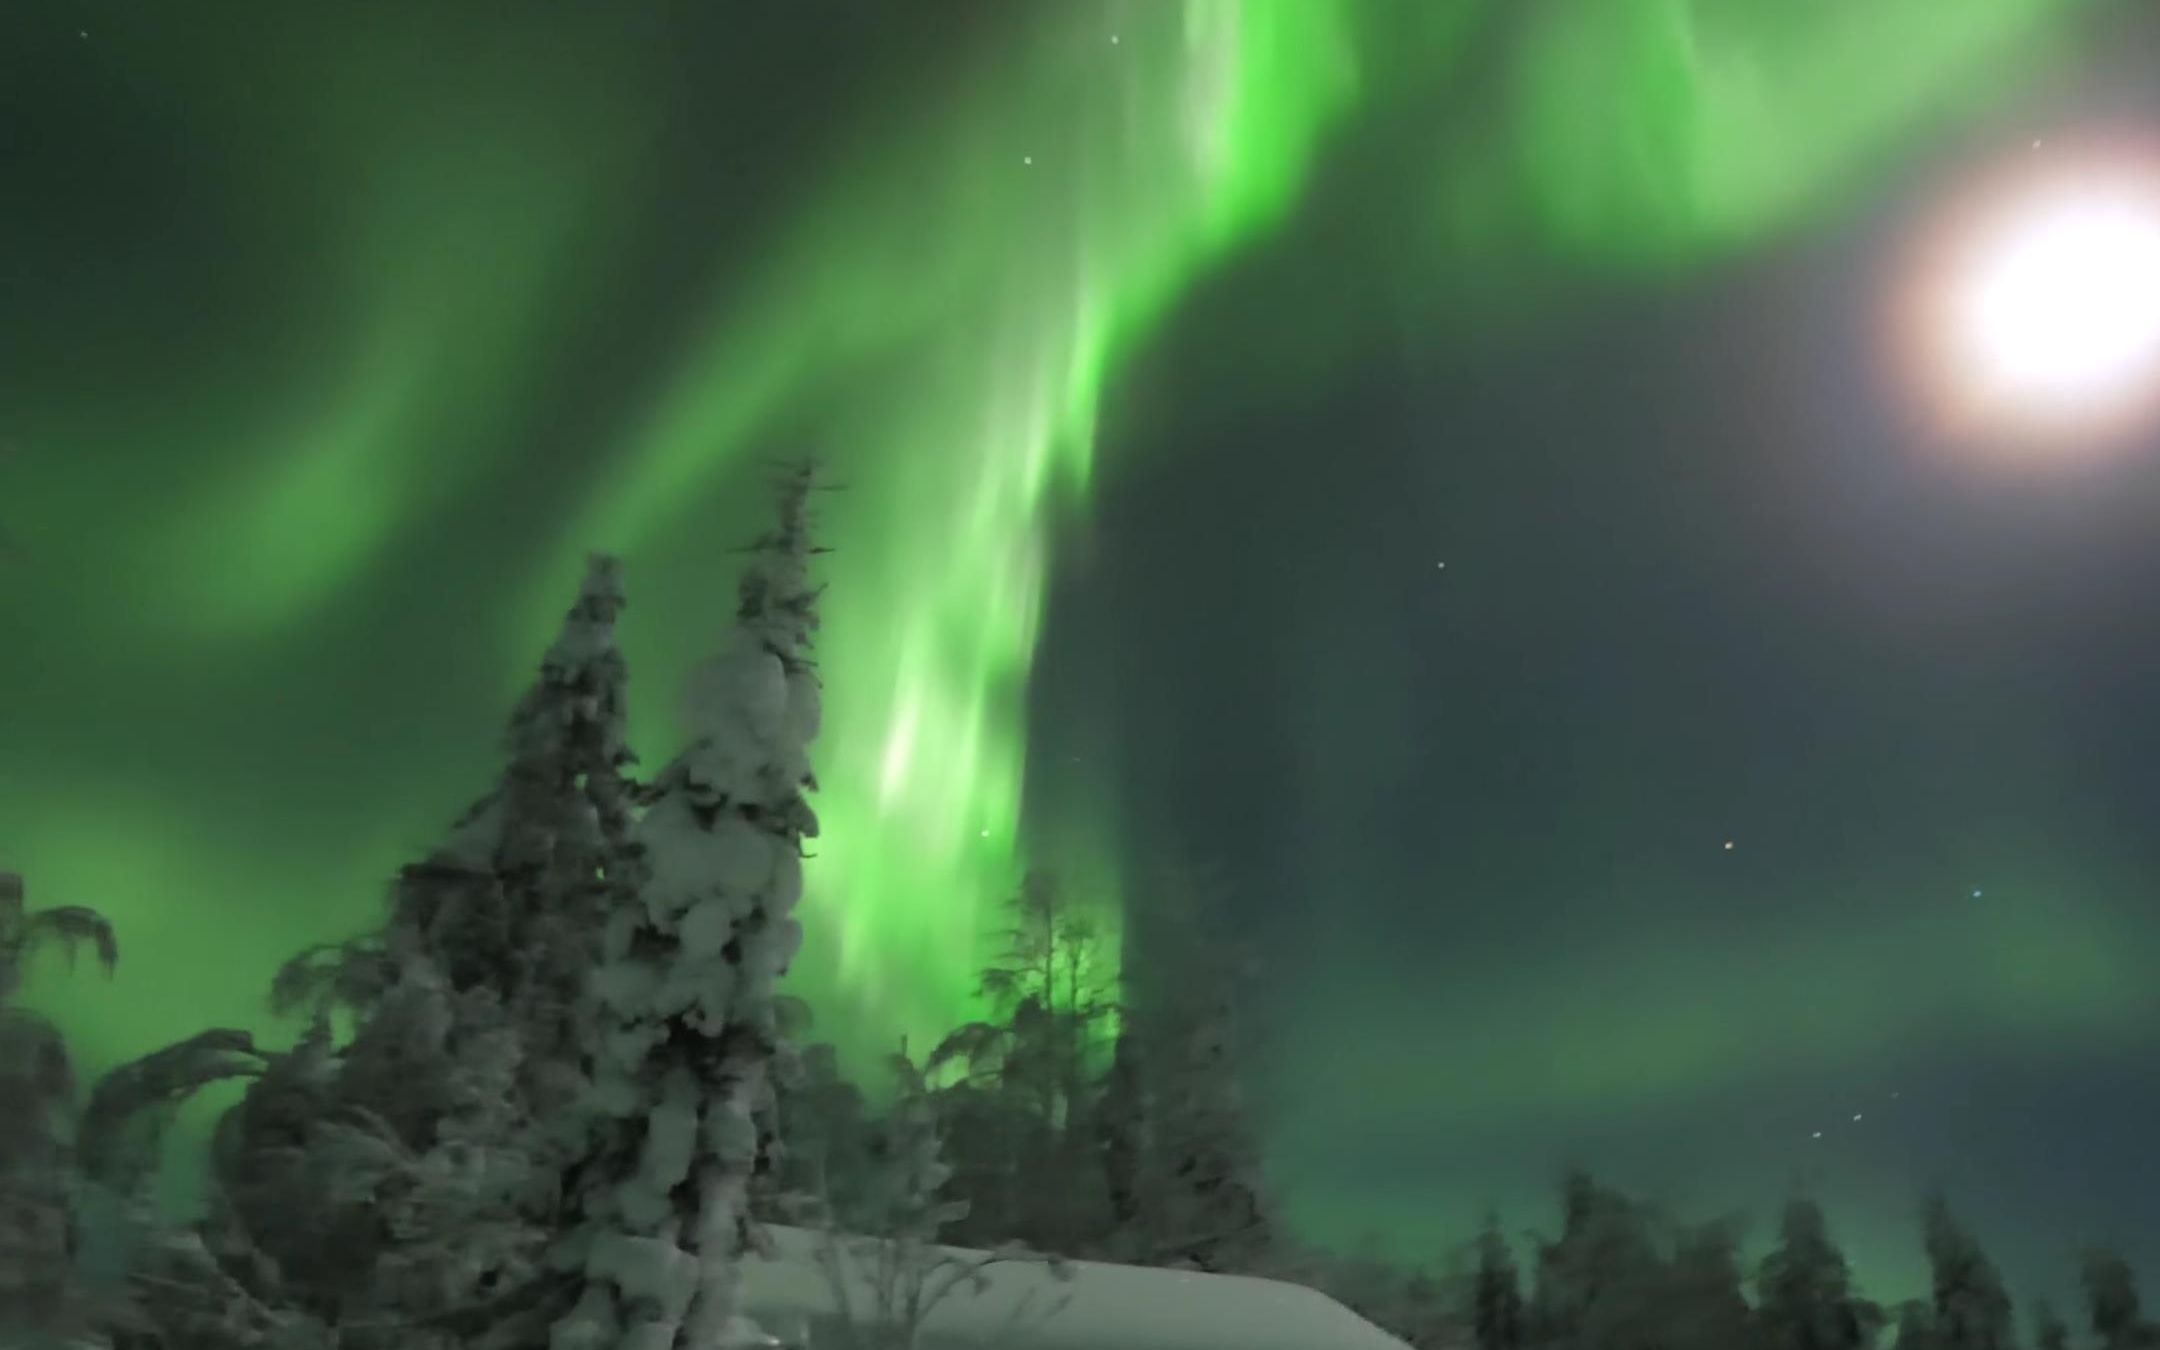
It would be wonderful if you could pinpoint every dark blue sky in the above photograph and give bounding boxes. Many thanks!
[1036,59,2160,1300]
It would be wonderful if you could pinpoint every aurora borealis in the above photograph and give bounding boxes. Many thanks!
[5,0,2157,1320]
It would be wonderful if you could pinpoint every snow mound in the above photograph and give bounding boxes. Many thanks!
[737,1225,1414,1350]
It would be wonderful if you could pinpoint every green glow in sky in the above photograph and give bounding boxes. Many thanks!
[2,0,2104,1232]
[124,16,647,638]
[531,0,2079,1061]
[1491,0,2083,267]
[518,1,1363,1060]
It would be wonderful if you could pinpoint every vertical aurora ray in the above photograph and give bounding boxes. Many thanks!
[523,1,1364,1061]
[512,0,2094,1065]
[25,0,2080,1072]
[0,0,2117,1258]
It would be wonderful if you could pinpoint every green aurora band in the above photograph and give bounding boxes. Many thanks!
[526,0,1370,1063]
[520,0,2086,1062]
[7,0,2101,1176]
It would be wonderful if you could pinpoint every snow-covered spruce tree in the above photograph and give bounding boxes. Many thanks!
[181,553,651,1348]
[207,955,563,1349]
[548,465,825,1350]
[1922,1195,2018,1350]
[275,553,641,1106]
[430,552,639,1017]
[2082,1248,2159,1350]
[1756,1197,1885,1350]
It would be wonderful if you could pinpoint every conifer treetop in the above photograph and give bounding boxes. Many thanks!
[735,461,824,670]
[508,551,635,771]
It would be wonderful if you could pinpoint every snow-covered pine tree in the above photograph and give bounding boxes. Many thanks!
[549,464,825,1350]
[2081,1248,2158,1350]
[1923,1195,2018,1350]
[1756,1197,1885,1350]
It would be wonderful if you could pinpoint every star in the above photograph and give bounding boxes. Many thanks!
[1110,33,1121,44]
[1435,561,1446,570]
[1723,840,1735,851]
[1812,1131,1823,1139]
[1852,1113,1863,1122]
[1971,888,1983,898]
[1022,155,1033,166]
[979,829,990,838]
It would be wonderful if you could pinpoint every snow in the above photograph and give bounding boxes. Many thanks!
[768,850,804,915]
[601,1023,664,1070]
[782,668,821,747]
[680,642,790,751]
[678,896,737,963]
[591,955,662,1013]
[767,916,804,973]
[702,1097,759,1169]
[735,1225,1416,1350]
[638,798,784,925]
[586,1230,699,1320]
[438,792,507,870]
[636,1072,700,1193]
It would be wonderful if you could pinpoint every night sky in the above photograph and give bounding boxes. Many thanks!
[5,0,2158,1319]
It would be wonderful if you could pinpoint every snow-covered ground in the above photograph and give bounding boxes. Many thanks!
[738,1225,1414,1350]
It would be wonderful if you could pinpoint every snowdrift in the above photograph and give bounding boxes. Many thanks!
[738,1225,1414,1349]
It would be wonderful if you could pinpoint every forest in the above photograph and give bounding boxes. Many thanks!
[1,467,2153,1350]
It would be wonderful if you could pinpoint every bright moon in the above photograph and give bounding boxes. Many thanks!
[1897,144,2160,448]
[1959,192,2160,401]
